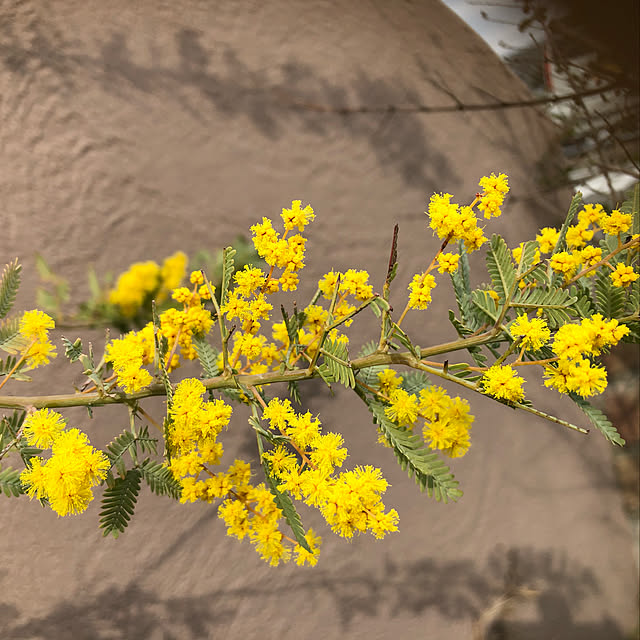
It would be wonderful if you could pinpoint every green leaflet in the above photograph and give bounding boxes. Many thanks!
[355,341,386,388]
[105,428,158,477]
[0,466,24,497]
[570,394,625,446]
[0,318,22,353]
[594,270,625,319]
[400,371,431,396]
[471,289,500,323]
[391,323,420,359]
[367,399,462,503]
[569,283,594,319]
[192,334,220,378]
[62,336,83,362]
[619,182,639,236]
[262,457,311,553]
[220,246,236,308]
[486,234,516,302]
[99,468,142,538]
[448,310,488,368]
[511,286,577,328]
[318,339,355,388]
[248,415,290,446]
[139,459,182,499]
[0,260,21,320]
[450,242,479,329]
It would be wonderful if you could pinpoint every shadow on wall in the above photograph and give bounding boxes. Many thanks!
[0,13,464,188]
[1,539,624,639]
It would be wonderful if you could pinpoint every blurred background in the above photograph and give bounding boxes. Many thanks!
[0,1,637,638]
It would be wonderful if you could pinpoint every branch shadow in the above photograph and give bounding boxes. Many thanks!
[3,543,625,639]
[0,11,458,188]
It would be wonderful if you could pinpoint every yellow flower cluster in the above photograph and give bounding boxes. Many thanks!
[376,371,474,458]
[106,272,214,390]
[20,409,109,516]
[168,380,320,566]
[543,204,636,285]
[477,172,510,218]
[428,195,487,252]
[19,309,57,368]
[250,200,314,293]
[510,314,551,351]
[408,272,437,310]
[544,314,628,397]
[105,327,154,393]
[261,398,399,541]
[109,251,187,317]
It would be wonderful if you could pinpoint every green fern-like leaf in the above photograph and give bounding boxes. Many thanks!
[355,341,386,388]
[0,318,22,353]
[471,289,500,324]
[368,399,462,502]
[262,458,311,552]
[450,245,480,329]
[192,334,220,378]
[594,270,625,319]
[448,310,488,368]
[553,192,583,256]
[570,394,625,446]
[391,323,421,359]
[511,286,577,328]
[248,415,291,446]
[318,339,355,388]
[99,468,142,538]
[486,234,516,301]
[220,246,236,307]
[0,466,24,497]
[105,430,158,476]
[61,336,83,362]
[139,459,181,498]
[401,371,431,396]
[288,380,302,405]
[0,260,21,320]
[569,284,594,319]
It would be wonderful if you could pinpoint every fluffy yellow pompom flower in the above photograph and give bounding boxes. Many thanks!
[281,200,315,232]
[481,365,525,402]
[408,273,436,310]
[477,172,509,219]
[510,314,551,351]
[599,209,632,236]
[23,408,66,448]
[437,252,460,274]
[536,227,560,254]
[610,263,638,288]
[385,389,419,427]
[19,309,55,340]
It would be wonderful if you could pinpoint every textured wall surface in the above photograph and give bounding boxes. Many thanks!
[0,1,636,638]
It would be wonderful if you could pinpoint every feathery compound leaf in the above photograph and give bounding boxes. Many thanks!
[139,459,182,498]
[262,458,311,552]
[569,284,595,319]
[570,394,625,446]
[448,310,488,368]
[367,399,462,503]
[99,468,142,538]
[511,286,577,328]
[220,246,236,307]
[0,260,21,320]
[355,341,386,388]
[391,323,421,359]
[0,466,24,497]
[486,234,516,301]
[471,290,500,324]
[318,339,355,388]
[553,192,583,256]
[594,270,625,319]
[449,240,481,327]
[619,182,639,236]
[401,371,431,396]
[0,318,22,353]
[105,430,158,476]
[192,334,220,378]
[61,336,83,362]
